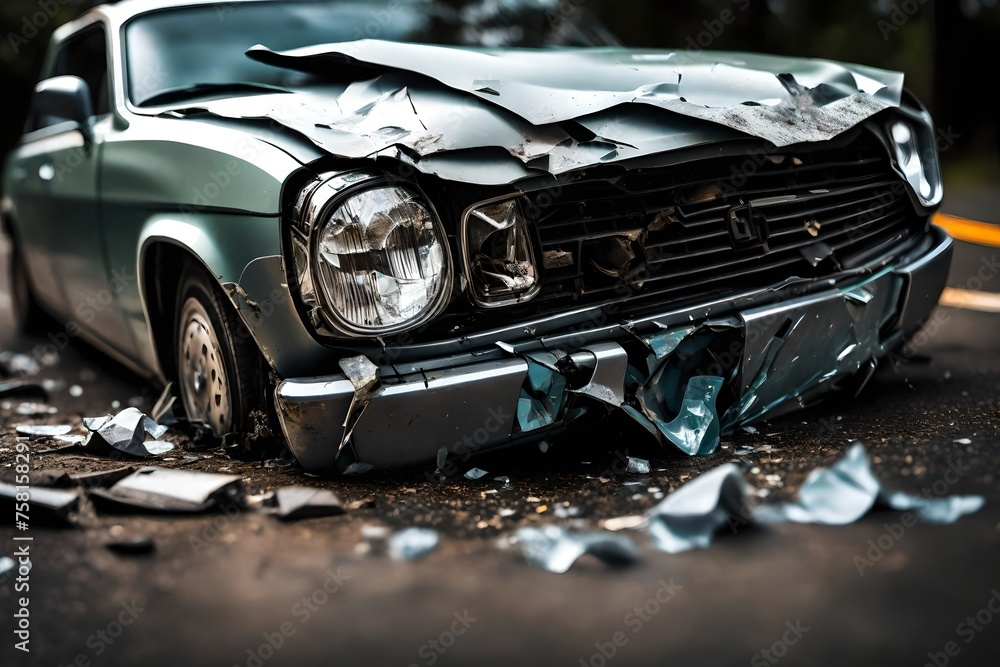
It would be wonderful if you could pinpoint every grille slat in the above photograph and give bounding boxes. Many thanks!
[531,136,921,310]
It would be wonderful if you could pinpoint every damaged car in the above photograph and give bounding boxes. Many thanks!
[1,0,951,471]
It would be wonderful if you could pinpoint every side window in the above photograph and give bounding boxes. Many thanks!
[28,25,111,132]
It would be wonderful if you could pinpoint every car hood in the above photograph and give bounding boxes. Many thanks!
[177,41,905,185]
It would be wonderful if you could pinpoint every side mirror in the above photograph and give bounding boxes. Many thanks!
[32,75,95,143]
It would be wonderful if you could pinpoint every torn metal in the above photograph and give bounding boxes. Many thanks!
[175,41,904,185]
[646,464,752,554]
[337,354,381,457]
[484,260,926,460]
[516,525,640,573]
[756,443,986,525]
[82,408,174,457]
[644,443,984,554]
[89,467,244,513]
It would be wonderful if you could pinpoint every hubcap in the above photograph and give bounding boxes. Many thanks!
[178,297,232,435]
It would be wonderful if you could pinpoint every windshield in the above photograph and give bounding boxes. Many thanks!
[125,0,620,105]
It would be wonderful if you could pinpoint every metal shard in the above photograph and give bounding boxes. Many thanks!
[82,408,174,458]
[15,424,73,437]
[271,486,346,520]
[89,467,244,513]
[626,457,650,474]
[758,443,985,525]
[516,526,640,573]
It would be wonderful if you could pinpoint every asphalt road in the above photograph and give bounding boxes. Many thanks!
[1,204,999,667]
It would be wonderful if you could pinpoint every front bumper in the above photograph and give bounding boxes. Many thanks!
[275,227,953,471]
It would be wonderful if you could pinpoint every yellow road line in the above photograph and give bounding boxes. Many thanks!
[939,287,1000,313]
[934,213,1000,247]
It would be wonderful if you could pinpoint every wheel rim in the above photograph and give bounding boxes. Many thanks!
[178,297,232,435]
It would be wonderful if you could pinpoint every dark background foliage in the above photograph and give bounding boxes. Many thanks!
[1,0,997,190]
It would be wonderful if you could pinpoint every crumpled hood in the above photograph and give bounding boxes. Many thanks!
[183,41,904,185]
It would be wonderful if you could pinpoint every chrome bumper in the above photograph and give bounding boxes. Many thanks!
[276,228,953,471]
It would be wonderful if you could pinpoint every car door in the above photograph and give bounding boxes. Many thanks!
[9,22,134,352]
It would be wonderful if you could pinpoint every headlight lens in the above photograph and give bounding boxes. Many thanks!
[464,199,539,306]
[889,119,942,207]
[313,185,449,335]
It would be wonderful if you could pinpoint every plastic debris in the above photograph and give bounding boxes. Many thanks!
[516,526,640,573]
[0,556,14,578]
[436,446,448,470]
[625,457,650,474]
[464,468,489,480]
[82,407,174,457]
[388,527,439,561]
[270,486,345,520]
[15,424,73,437]
[89,467,244,513]
[0,482,78,525]
[493,476,510,485]
[0,380,47,400]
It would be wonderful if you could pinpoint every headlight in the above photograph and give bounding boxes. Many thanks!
[889,118,943,207]
[310,183,450,336]
[463,198,539,306]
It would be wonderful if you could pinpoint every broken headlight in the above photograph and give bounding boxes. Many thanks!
[463,198,539,306]
[888,118,943,208]
[311,184,451,336]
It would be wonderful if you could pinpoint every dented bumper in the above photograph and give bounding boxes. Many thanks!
[275,227,952,471]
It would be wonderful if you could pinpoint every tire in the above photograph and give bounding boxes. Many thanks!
[8,237,48,335]
[174,261,269,436]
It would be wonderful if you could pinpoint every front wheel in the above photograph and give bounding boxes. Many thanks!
[175,263,269,436]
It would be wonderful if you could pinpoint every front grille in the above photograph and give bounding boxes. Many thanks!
[528,134,922,313]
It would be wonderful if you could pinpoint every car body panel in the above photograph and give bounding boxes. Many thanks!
[0,0,951,470]
[277,227,953,470]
